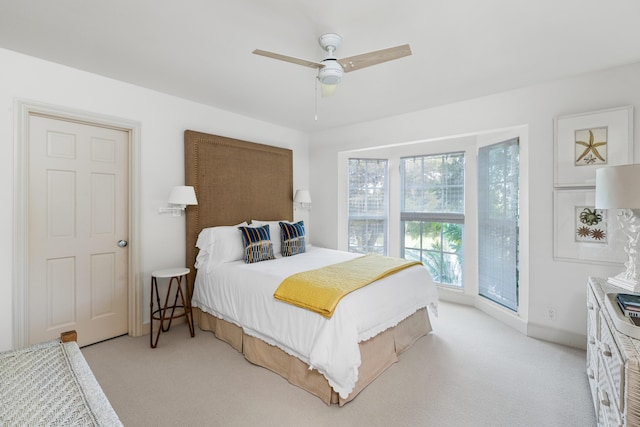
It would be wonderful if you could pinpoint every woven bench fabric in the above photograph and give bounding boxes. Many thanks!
[0,339,122,426]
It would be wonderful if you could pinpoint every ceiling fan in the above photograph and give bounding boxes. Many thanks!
[253,33,412,96]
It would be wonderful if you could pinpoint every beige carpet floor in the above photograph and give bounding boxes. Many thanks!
[81,302,597,427]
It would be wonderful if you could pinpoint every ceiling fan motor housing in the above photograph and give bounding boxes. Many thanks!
[318,59,343,85]
[318,33,343,52]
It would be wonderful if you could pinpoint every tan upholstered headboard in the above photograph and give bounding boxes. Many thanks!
[184,130,293,294]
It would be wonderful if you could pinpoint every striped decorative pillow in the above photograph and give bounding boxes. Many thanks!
[279,221,306,257]
[238,225,275,263]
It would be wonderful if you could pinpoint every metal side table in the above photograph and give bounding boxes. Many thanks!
[150,267,194,348]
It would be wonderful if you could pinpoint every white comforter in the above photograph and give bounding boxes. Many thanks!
[191,246,438,398]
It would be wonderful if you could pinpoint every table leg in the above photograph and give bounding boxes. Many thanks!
[162,276,181,332]
[150,276,163,348]
[176,276,195,337]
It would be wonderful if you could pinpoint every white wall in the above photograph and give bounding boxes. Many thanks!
[0,49,309,351]
[309,62,640,348]
[4,45,638,351]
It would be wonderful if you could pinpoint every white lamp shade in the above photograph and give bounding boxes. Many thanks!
[168,186,198,206]
[294,190,312,204]
[595,164,640,209]
[321,83,338,97]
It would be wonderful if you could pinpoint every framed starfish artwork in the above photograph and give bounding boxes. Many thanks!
[554,189,626,264]
[574,127,607,166]
[554,106,633,187]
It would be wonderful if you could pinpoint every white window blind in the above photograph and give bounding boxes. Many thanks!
[348,158,388,254]
[477,138,519,311]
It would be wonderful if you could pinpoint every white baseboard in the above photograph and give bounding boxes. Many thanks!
[438,289,527,334]
[436,287,475,305]
[474,297,528,335]
[527,322,587,350]
[438,288,587,350]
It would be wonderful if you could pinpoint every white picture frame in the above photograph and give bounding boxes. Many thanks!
[553,188,626,265]
[554,106,633,187]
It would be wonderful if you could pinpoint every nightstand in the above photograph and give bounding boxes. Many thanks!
[150,267,195,348]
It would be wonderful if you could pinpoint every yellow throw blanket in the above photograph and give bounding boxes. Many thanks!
[273,254,422,318]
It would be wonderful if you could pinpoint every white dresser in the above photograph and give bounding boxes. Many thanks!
[587,277,640,426]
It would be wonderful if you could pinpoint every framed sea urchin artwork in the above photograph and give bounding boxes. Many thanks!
[574,206,607,243]
[553,189,626,264]
[554,106,633,187]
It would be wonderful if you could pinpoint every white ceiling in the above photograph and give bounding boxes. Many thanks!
[2,0,640,133]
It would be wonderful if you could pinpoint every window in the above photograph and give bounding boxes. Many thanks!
[340,131,525,323]
[478,138,519,310]
[348,158,388,254]
[400,153,464,286]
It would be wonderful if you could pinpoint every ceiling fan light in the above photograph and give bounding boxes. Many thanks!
[321,83,338,97]
[319,73,341,85]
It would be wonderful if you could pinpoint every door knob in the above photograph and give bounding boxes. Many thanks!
[118,240,128,247]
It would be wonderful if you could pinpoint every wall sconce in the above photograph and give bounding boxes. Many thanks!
[595,164,640,292]
[294,189,312,210]
[158,186,198,216]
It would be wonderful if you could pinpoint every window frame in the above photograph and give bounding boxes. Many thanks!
[399,151,465,287]
[347,157,389,255]
[477,138,520,311]
[336,127,528,327]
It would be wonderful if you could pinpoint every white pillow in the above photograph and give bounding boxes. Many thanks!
[251,219,289,255]
[195,222,248,270]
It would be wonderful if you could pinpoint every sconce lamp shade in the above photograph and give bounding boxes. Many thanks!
[294,190,312,205]
[595,164,640,209]
[168,186,198,206]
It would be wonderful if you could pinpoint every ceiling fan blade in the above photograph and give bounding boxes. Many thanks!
[338,44,412,73]
[252,49,323,69]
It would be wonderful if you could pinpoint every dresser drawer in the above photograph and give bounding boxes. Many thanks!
[600,312,626,413]
[588,363,600,421]
[588,286,600,339]
[587,314,600,415]
[588,347,600,416]
[598,360,623,427]
[588,313,599,366]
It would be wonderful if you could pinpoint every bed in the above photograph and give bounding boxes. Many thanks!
[0,331,122,426]
[184,130,438,405]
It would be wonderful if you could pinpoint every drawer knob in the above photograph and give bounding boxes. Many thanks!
[587,368,595,379]
[601,390,611,407]
[588,303,594,310]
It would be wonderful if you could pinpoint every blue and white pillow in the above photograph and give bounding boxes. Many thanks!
[238,225,275,263]
[279,221,306,257]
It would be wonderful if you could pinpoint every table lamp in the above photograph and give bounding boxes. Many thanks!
[595,164,640,291]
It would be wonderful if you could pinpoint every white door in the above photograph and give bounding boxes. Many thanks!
[28,114,129,346]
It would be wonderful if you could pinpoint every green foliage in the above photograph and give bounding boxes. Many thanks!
[403,220,462,285]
